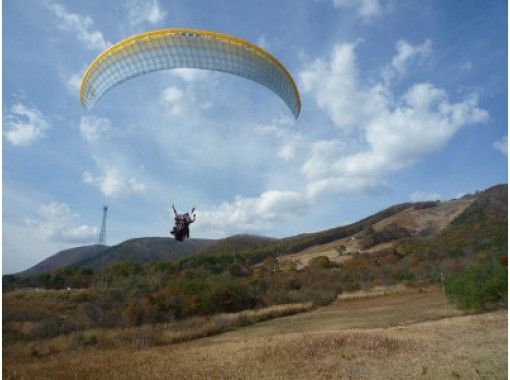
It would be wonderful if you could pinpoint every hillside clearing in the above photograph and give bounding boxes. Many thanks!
[372,198,472,234]
[4,286,506,379]
[280,198,473,269]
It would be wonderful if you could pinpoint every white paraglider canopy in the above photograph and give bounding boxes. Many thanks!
[80,28,301,119]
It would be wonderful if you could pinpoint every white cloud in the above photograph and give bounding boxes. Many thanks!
[195,190,308,237]
[161,86,183,102]
[392,39,432,73]
[302,139,382,195]
[170,68,211,82]
[200,102,213,110]
[46,2,111,51]
[301,40,431,128]
[11,89,27,100]
[61,66,88,95]
[160,71,214,115]
[461,61,473,73]
[79,116,111,142]
[410,191,441,202]
[25,202,97,244]
[124,0,167,27]
[278,145,297,161]
[66,72,82,94]
[254,117,302,162]
[493,135,507,155]
[160,86,184,115]
[300,42,390,131]
[4,103,50,146]
[330,0,387,20]
[256,35,269,50]
[384,39,432,82]
[83,161,146,198]
[300,43,489,198]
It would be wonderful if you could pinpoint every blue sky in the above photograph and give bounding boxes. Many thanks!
[3,0,507,274]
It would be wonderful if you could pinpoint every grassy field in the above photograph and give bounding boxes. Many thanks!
[211,285,464,341]
[3,285,507,379]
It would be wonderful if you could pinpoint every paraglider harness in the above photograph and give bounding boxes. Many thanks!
[170,205,196,242]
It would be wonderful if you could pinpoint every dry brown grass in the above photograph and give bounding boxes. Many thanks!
[336,283,412,301]
[3,302,313,359]
[158,302,314,345]
[210,285,463,342]
[4,312,505,379]
[4,287,506,379]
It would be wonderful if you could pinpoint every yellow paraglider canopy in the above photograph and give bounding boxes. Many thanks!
[80,28,301,118]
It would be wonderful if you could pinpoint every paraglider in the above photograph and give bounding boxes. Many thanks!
[79,28,301,240]
[80,28,301,118]
[170,204,196,242]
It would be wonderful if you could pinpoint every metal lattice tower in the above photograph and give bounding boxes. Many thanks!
[97,205,108,290]
[98,205,108,247]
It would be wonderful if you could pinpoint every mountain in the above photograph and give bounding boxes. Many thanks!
[13,184,507,276]
[18,245,102,277]
[279,184,506,268]
[470,183,507,218]
[76,235,279,270]
[193,234,277,255]
[17,238,214,276]
[241,201,419,262]
[76,237,215,269]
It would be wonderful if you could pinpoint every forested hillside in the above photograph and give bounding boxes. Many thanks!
[4,185,506,329]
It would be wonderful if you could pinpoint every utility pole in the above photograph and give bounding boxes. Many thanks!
[97,205,108,290]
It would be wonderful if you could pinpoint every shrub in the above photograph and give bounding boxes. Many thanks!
[308,256,332,269]
[360,224,410,249]
[343,282,361,292]
[30,348,40,357]
[36,320,61,339]
[228,263,249,277]
[260,257,280,273]
[414,201,440,210]
[3,275,20,292]
[199,276,257,314]
[392,269,415,282]
[109,261,141,277]
[123,301,144,327]
[71,334,98,350]
[499,256,507,267]
[132,326,161,347]
[444,264,507,311]
[335,245,346,255]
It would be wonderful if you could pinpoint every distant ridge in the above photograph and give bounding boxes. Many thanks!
[194,234,277,255]
[75,237,215,269]
[14,235,277,276]
[17,245,102,277]
[16,238,216,276]
[12,184,507,276]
